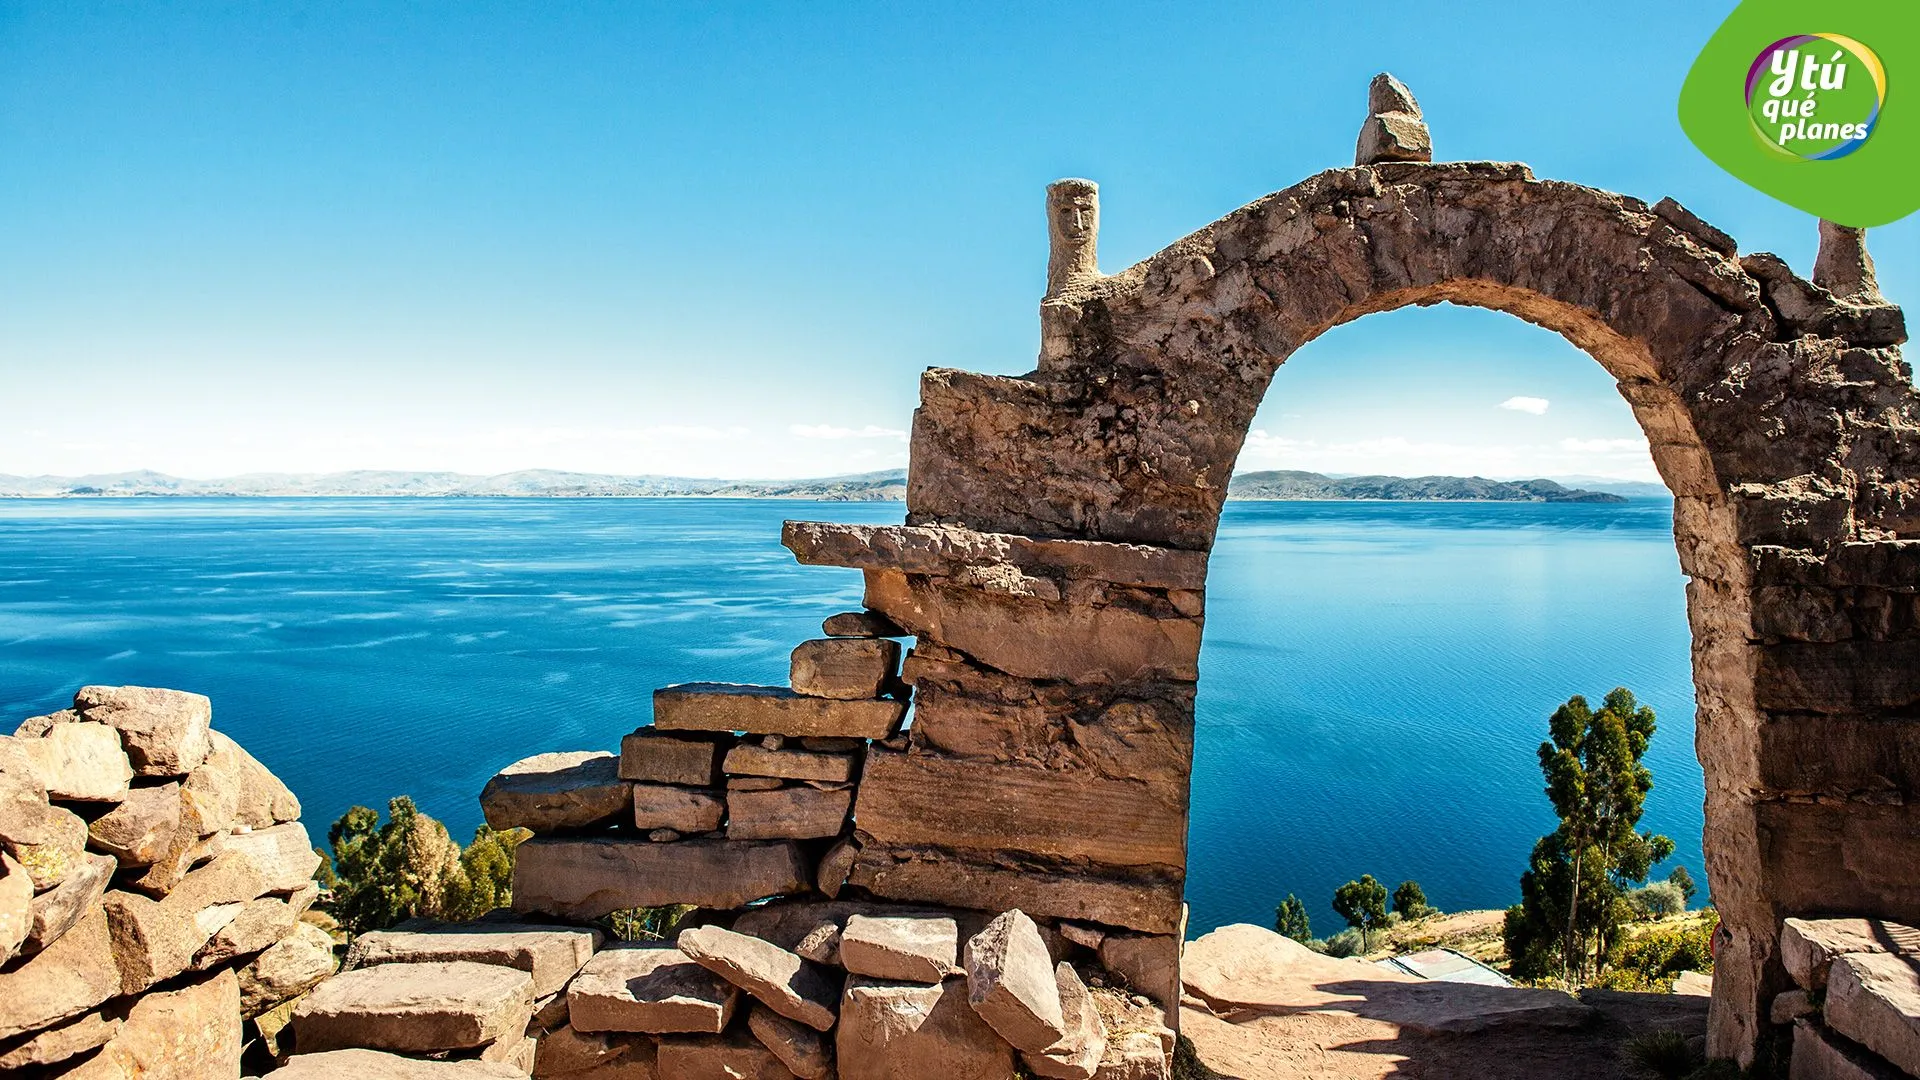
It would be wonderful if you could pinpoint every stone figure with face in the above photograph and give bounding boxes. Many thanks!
[1046,178,1100,293]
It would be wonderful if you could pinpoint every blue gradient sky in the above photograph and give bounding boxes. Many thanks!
[3,2,1914,481]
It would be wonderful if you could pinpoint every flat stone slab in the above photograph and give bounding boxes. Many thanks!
[349,918,603,998]
[0,1007,120,1071]
[846,848,1184,935]
[724,744,859,783]
[750,1003,834,1078]
[291,960,535,1053]
[841,914,960,983]
[480,751,630,832]
[1827,952,1920,1076]
[657,1028,797,1080]
[822,610,907,638]
[240,921,338,1015]
[655,683,906,740]
[23,852,113,959]
[1783,918,1920,990]
[21,722,133,803]
[782,520,1210,591]
[512,836,809,918]
[258,1049,530,1078]
[223,821,321,893]
[838,975,1016,1080]
[966,909,1067,1052]
[726,785,853,841]
[790,637,900,700]
[631,783,726,833]
[569,941,740,1035]
[87,783,182,864]
[678,924,843,1032]
[1025,961,1107,1080]
[0,906,121,1042]
[619,728,724,786]
[74,685,212,777]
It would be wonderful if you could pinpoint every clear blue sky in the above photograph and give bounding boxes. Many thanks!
[3,2,1913,481]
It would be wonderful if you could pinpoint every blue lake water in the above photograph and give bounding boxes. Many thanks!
[0,497,1702,937]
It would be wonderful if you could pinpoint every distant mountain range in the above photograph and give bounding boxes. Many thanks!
[0,468,1662,502]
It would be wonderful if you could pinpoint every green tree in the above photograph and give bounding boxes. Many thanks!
[320,797,530,937]
[1667,866,1698,906]
[1275,894,1313,943]
[1332,875,1389,952]
[1505,689,1675,985]
[1392,880,1433,920]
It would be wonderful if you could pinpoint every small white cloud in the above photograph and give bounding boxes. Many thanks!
[789,424,908,441]
[1499,396,1551,415]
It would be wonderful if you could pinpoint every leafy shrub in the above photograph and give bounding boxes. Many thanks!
[1596,917,1715,991]
[1319,928,1367,958]
[1393,879,1438,920]
[1623,1028,1698,1079]
[1274,894,1313,943]
[1667,866,1698,905]
[319,796,531,937]
[605,905,695,942]
[1627,881,1688,920]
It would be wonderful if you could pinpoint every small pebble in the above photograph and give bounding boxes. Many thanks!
[648,828,682,842]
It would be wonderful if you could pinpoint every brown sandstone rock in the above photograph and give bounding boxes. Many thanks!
[784,521,1208,591]
[1782,918,1920,991]
[350,917,602,998]
[179,747,243,837]
[14,710,77,737]
[1790,1019,1904,1080]
[749,1004,833,1078]
[103,847,279,993]
[966,909,1067,1051]
[21,721,133,803]
[2,800,88,891]
[838,976,1016,1080]
[619,728,724,786]
[677,924,842,1032]
[73,685,212,777]
[729,900,882,963]
[1024,962,1108,1080]
[631,784,726,833]
[221,821,320,892]
[0,1007,121,1071]
[654,683,905,739]
[196,881,320,970]
[0,852,29,962]
[846,849,1183,935]
[840,913,959,983]
[729,776,786,791]
[205,731,301,828]
[790,637,900,700]
[258,1049,530,1078]
[22,852,114,957]
[817,838,858,899]
[293,959,536,1053]
[822,610,906,637]
[76,967,241,1080]
[1092,1029,1170,1080]
[726,785,852,841]
[532,1023,660,1078]
[724,744,859,783]
[512,837,809,918]
[1098,932,1183,1012]
[1773,989,1818,1024]
[120,828,224,898]
[0,906,122,1041]
[87,781,182,864]
[568,942,740,1034]
[1826,952,1920,1075]
[656,1028,796,1079]
[239,919,338,1015]
[481,751,630,833]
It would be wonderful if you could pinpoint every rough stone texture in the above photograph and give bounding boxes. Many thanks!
[568,943,740,1034]
[292,959,536,1053]
[1791,1019,1905,1080]
[1825,951,1920,1076]
[619,728,724,786]
[677,924,842,1032]
[1093,1029,1171,1080]
[206,730,301,828]
[76,967,241,1080]
[790,637,900,699]
[822,610,906,638]
[0,851,29,963]
[350,918,601,998]
[0,1007,121,1071]
[749,1003,833,1078]
[533,1024,660,1078]
[1774,988,1818,1024]
[965,909,1067,1052]
[840,913,959,983]
[1782,918,1920,991]
[655,1029,795,1080]
[120,828,224,898]
[87,781,182,863]
[0,906,122,1041]
[3,800,88,892]
[21,721,133,802]
[104,847,280,994]
[260,1049,530,1078]
[816,838,858,899]
[511,837,809,917]
[1354,75,1432,165]
[221,821,320,893]
[24,852,115,957]
[730,900,878,961]
[73,685,212,777]
[655,683,907,739]
[239,919,338,1014]
[726,785,853,841]
[482,751,631,833]
[1098,932,1182,1013]
[631,784,726,833]
[723,744,859,783]
[1025,962,1108,1080]
[847,849,1183,935]
[196,882,319,969]
[838,976,1016,1080]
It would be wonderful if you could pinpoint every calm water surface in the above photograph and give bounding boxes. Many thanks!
[0,497,1701,935]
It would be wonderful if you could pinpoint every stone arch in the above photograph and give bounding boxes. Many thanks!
[788,132,1918,1064]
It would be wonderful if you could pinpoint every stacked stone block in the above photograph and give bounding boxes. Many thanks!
[1773,918,1920,1079]
[0,686,332,1078]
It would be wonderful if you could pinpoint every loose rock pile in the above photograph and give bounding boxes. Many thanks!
[1778,917,1920,1079]
[0,686,333,1078]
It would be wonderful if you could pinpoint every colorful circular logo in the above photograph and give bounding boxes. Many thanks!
[1745,34,1886,160]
